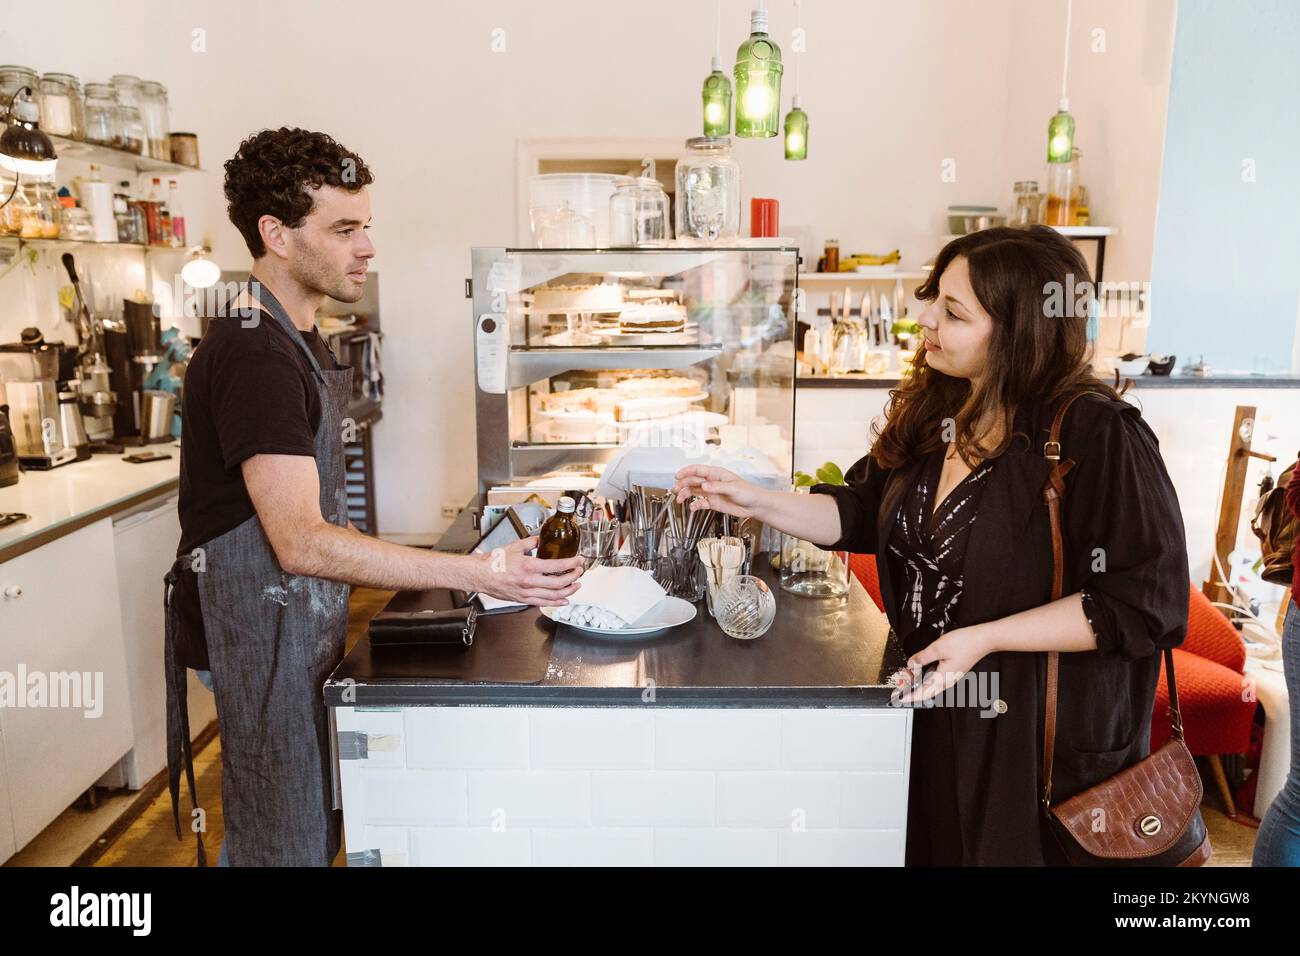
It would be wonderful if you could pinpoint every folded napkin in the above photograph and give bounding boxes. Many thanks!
[595,445,784,502]
[557,564,666,628]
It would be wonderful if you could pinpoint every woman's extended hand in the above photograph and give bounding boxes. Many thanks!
[671,464,769,520]
[891,626,996,705]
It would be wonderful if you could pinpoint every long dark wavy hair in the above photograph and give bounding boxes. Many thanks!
[871,224,1122,470]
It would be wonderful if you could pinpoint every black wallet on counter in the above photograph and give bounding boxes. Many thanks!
[369,606,477,647]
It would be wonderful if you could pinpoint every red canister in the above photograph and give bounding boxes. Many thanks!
[750,198,780,238]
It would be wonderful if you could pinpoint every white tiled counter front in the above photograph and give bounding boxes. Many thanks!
[334,706,910,867]
[326,542,907,868]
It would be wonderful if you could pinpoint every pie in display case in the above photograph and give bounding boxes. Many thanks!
[470,246,799,505]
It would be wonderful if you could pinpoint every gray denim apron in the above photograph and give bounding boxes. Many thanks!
[164,284,353,866]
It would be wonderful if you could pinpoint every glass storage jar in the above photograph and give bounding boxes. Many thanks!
[117,105,145,154]
[110,74,143,110]
[675,136,741,241]
[0,65,38,123]
[84,82,122,148]
[137,80,170,161]
[30,181,61,238]
[60,206,95,241]
[1011,180,1042,226]
[777,488,850,597]
[609,177,672,246]
[37,73,84,139]
[0,175,27,235]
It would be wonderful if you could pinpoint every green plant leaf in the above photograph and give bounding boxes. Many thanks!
[815,461,845,485]
[793,471,815,487]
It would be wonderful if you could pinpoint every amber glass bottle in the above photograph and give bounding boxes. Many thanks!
[537,496,580,566]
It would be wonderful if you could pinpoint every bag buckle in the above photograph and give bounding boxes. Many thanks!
[1043,440,1061,461]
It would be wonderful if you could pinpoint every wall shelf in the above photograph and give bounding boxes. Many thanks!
[0,235,186,257]
[798,271,927,282]
[46,134,204,176]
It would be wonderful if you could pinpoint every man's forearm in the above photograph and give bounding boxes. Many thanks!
[284,520,481,593]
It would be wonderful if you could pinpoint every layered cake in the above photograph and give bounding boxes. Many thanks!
[613,395,695,421]
[618,300,687,334]
[613,375,702,398]
[539,376,706,422]
[537,387,617,418]
[612,376,706,421]
[531,282,624,314]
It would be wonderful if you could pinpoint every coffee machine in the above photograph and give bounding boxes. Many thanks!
[59,254,119,443]
[103,299,165,442]
[0,330,78,469]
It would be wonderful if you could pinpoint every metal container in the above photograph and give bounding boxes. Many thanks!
[140,390,175,443]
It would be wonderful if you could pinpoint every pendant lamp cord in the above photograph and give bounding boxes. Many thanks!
[1060,0,1073,103]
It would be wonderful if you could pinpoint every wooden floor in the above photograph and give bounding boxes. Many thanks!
[8,585,1264,867]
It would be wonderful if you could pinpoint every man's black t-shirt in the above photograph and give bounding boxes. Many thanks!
[172,309,339,668]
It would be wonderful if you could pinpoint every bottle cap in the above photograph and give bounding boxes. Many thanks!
[557,496,575,513]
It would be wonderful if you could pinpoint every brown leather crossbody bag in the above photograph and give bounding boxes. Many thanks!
[1038,392,1211,867]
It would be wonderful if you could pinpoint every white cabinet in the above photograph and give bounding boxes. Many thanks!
[103,495,216,789]
[0,721,14,862]
[0,518,134,850]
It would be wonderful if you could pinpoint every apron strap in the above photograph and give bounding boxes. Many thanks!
[245,279,328,385]
[164,559,208,866]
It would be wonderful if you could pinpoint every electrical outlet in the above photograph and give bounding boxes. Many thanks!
[441,504,462,519]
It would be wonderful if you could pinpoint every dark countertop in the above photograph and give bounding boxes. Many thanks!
[797,375,1300,389]
[325,506,904,708]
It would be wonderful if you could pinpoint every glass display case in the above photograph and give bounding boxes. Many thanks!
[470,246,799,504]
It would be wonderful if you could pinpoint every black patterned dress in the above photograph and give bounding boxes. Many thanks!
[889,447,996,658]
[889,446,998,866]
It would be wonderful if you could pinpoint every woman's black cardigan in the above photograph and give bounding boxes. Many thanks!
[811,391,1190,865]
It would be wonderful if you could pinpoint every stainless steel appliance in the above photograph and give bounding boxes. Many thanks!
[0,398,20,486]
[0,337,77,469]
[57,387,91,457]
[59,255,119,441]
[469,246,799,507]
[139,389,175,443]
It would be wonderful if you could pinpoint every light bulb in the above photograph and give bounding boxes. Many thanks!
[705,100,724,125]
[741,82,772,119]
[785,131,804,153]
[181,254,220,289]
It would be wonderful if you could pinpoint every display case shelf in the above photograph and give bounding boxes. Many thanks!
[472,246,799,501]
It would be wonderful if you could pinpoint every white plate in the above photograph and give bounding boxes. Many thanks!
[540,595,697,638]
[612,409,725,430]
[535,406,617,422]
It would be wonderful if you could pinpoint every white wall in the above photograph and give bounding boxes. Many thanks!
[1147,0,1300,374]
[4,0,1174,536]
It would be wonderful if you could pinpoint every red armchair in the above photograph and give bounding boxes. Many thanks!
[848,553,884,612]
[1151,586,1256,818]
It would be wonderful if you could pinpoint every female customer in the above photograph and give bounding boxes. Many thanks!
[673,225,1190,866]
[1252,458,1300,866]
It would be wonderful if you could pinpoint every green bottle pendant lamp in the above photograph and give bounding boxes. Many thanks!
[1047,98,1075,163]
[702,57,732,136]
[783,96,808,160]
[734,7,783,138]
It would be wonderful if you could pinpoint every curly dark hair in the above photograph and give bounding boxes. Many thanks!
[223,127,374,257]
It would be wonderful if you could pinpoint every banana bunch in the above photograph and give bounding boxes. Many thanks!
[837,249,900,271]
